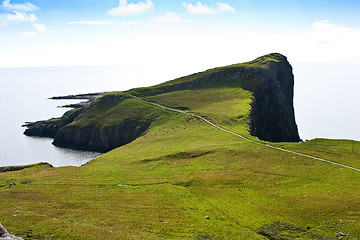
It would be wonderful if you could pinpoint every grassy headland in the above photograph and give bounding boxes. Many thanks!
[1,54,359,239]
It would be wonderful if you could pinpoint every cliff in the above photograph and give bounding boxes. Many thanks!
[129,53,300,142]
[52,118,152,152]
[24,93,162,152]
[248,55,300,142]
[23,53,300,152]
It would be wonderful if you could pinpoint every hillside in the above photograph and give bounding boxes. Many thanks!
[1,53,360,239]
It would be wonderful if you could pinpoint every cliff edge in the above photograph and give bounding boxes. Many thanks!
[129,53,300,142]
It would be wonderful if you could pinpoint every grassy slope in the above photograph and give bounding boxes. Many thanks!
[128,52,279,97]
[1,57,360,239]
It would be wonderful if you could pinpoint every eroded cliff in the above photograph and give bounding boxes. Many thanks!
[129,53,300,142]
[24,94,162,152]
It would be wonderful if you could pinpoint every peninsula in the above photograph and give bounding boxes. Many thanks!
[1,53,359,239]
[24,53,300,152]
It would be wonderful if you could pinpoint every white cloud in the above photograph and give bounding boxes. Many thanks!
[151,12,190,23]
[311,20,360,44]
[0,0,47,33]
[1,11,48,33]
[33,22,46,31]
[245,20,360,63]
[308,20,360,61]
[216,2,236,13]
[182,2,215,15]
[2,0,38,12]
[182,1,236,15]
[2,11,37,23]
[109,0,153,16]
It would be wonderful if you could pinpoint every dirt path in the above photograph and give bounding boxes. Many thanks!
[130,94,360,172]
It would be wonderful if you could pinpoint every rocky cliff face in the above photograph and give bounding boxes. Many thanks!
[24,94,155,153]
[247,58,300,142]
[52,119,151,152]
[23,107,86,138]
[131,53,300,142]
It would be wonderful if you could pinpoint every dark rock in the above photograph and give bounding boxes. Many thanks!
[50,93,101,100]
[53,119,151,153]
[23,107,87,138]
[0,223,24,240]
[0,225,6,237]
[248,57,300,142]
[59,103,88,109]
[23,92,101,137]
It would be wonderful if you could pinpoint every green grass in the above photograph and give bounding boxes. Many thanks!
[65,92,170,131]
[128,53,283,97]
[2,95,360,239]
[1,54,359,239]
[143,86,253,136]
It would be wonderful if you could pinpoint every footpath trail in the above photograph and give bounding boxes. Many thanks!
[129,94,360,173]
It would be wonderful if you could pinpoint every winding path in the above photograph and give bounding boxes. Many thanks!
[130,94,360,172]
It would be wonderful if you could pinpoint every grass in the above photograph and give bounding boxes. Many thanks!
[2,96,360,239]
[143,86,253,136]
[1,54,360,239]
[128,53,283,97]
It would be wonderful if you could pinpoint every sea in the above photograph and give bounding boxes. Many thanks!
[0,63,359,167]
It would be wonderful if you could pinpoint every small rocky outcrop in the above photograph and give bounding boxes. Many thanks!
[0,224,23,240]
[23,93,99,138]
[0,163,52,173]
[23,107,86,138]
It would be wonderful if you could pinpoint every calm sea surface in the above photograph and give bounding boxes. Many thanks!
[0,63,359,167]
[293,63,360,142]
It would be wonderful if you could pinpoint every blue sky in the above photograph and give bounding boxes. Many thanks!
[0,0,359,67]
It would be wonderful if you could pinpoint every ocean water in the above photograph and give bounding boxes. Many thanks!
[0,63,359,167]
[293,63,360,141]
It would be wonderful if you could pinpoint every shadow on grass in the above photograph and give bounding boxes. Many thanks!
[258,221,335,240]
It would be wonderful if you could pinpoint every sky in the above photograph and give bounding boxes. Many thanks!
[0,0,360,68]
